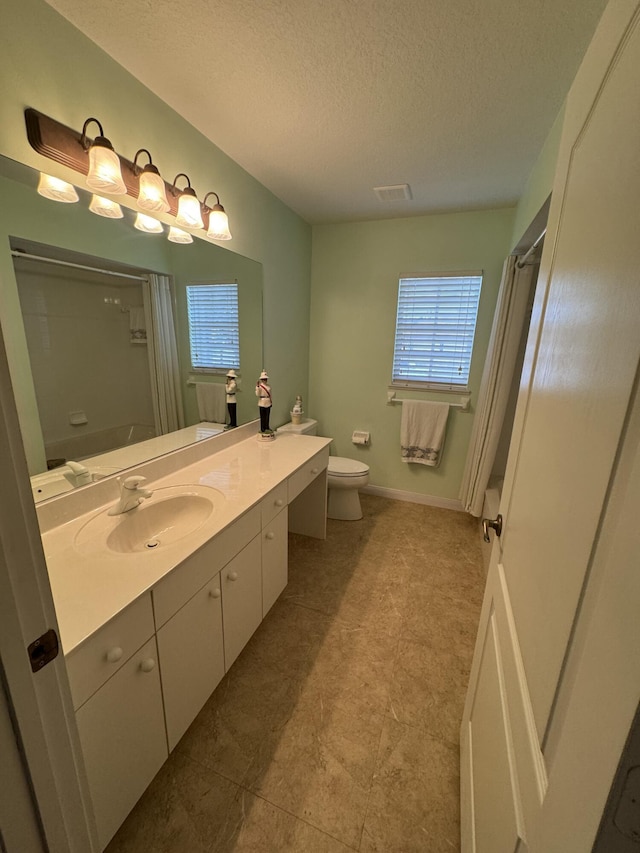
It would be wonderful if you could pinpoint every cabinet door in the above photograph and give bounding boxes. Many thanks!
[222,534,262,669]
[157,575,225,751]
[262,507,288,617]
[75,637,167,851]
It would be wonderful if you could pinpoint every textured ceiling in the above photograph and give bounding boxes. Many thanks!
[44,0,607,224]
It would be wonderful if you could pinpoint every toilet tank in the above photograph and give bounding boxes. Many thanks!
[277,418,318,436]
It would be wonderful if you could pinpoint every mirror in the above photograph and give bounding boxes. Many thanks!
[0,156,263,502]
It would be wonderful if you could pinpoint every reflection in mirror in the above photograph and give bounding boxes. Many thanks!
[0,156,263,503]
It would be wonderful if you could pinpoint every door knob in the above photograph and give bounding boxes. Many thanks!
[482,514,502,543]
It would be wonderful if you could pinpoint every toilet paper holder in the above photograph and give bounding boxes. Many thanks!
[352,431,370,445]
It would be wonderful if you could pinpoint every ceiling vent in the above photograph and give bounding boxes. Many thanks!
[373,183,412,202]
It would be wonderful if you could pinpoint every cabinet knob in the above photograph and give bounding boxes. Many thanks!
[266,531,275,540]
[228,571,239,582]
[140,658,155,673]
[311,467,319,475]
[106,646,123,663]
[209,588,221,598]
[275,498,284,507]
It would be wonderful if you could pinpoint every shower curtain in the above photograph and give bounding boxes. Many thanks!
[459,255,534,516]
[142,274,185,435]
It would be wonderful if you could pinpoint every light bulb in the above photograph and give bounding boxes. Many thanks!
[37,173,79,203]
[207,207,232,241]
[137,168,170,213]
[89,195,123,218]
[86,144,126,195]
[134,213,163,234]
[168,226,193,244]
[175,190,204,229]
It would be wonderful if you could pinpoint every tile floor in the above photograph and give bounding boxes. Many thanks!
[106,495,485,853]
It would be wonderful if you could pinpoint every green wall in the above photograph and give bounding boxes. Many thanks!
[309,209,515,502]
[0,0,311,432]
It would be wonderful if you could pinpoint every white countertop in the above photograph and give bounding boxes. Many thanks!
[42,433,331,656]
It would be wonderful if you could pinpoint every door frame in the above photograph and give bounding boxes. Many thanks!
[0,305,96,850]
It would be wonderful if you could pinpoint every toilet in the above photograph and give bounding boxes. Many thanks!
[277,418,370,520]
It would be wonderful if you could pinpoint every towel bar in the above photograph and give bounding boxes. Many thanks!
[387,391,470,411]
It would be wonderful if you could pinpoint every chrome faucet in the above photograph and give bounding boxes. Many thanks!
[108,476,153,516]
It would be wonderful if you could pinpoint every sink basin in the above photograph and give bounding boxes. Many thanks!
[74,485,223,555]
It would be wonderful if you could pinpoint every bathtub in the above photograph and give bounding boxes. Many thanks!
[480,476,503,575]
[45,423,156,466]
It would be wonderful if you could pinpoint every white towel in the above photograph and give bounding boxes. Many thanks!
[195,382,226,423]
[129,307,147,344]
[401,400,450,467]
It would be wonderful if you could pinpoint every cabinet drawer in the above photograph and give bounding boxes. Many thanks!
[66,594,155,711]
[288,447,329,502]
[153,504,261,628]
[261,482,288,527]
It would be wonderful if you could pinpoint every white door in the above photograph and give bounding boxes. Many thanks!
[461,2,640,851]
[0,307,95,847]
[0,682,44,851]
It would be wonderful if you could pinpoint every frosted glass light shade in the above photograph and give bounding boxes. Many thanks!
[168,226,193,244]
[37,173,79,203]
[89,195,123,218]
[137,169,170,213]
[86,144,126,195]
[206,208,232,241]
[175,191,204,229]
[134,213,163,234]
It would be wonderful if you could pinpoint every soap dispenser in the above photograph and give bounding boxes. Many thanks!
[291,395,303,425]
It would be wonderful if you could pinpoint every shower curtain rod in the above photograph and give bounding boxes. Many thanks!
[516,227,547,269]
[10,250,148,282]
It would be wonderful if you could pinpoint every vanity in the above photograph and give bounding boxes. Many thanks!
[38,425,331,851]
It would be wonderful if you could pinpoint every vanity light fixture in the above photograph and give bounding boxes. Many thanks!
[37,173,79,203]
[89,195,124,219]
[203,192,232,241]
[25,109,236,243]
[133,148,170,213]
[134,212,164,234]
[80,118,127,196]
[168,226,193,244]
[171,174,204,230]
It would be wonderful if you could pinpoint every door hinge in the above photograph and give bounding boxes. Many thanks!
[27,629,60,672]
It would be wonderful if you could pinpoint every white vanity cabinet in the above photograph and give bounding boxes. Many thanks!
[221,534,263,669]
[53,435,331,850]
[152,505,261,750]
[156,574,225,751]
[262,507,288,617]
[66,595,168,850]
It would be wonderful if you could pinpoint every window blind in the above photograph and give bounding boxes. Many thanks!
[392,273,482,388]
[186,283,240,370]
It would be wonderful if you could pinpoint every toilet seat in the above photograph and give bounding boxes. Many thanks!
[328,457,369,477]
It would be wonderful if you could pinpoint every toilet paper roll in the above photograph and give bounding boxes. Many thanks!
[352,431,370,445]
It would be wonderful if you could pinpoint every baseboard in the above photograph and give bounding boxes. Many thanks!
[361,484,464,512]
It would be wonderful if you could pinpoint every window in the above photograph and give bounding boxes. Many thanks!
[392,272,482,390]
[186,282,239,371]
